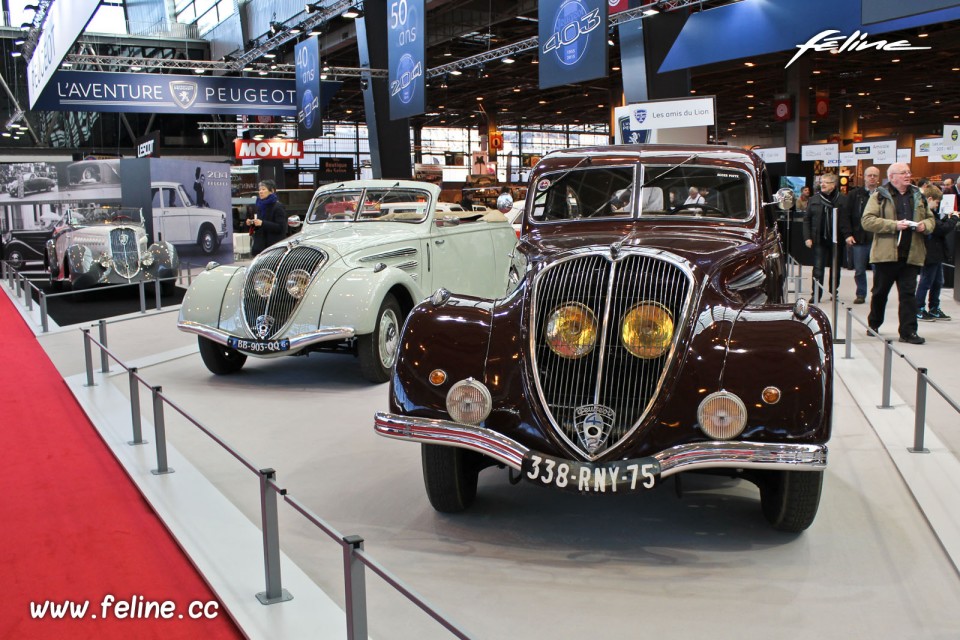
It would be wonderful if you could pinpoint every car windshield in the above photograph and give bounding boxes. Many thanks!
[530,163,752,222]
[70,207,144,226]
[306,188,432,223]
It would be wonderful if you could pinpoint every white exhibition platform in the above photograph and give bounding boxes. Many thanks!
[7,265,960,640]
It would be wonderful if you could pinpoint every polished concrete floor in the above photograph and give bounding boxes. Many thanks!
[10,264,960,640]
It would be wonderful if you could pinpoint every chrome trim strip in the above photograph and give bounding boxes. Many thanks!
[359,247,418,262]
[178,320,355,352]
[373,412,827,475]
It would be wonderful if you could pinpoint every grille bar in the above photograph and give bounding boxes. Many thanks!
[242,245,327,339]
[531,251,693,460]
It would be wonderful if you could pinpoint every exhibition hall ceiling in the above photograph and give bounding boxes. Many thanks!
[2,0,958,149]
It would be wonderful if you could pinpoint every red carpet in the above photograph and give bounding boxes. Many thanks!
[0,294,245,639]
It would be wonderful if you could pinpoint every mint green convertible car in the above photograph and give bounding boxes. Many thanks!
[178,179,518,382]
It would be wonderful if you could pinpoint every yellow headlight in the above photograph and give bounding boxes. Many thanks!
[621,302,674,359]
[545,303,598,359]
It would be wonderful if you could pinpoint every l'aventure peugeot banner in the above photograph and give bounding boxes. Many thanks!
[33,71,339,117]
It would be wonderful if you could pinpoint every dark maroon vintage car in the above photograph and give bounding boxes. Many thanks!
[375,144,832,532]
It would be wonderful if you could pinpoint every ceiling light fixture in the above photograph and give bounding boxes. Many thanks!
[305,2,321,13]
[11,51,22,57]
[502,57,515,64]
[269,21,283,34]
[342,5,363,19]
[263,52,276,59]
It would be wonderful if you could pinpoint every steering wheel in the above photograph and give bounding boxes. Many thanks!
[110,214,132,222]
[667,202,726,217]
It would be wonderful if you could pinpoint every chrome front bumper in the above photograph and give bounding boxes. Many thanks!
[178,320,356,355]
[374,412,827,476]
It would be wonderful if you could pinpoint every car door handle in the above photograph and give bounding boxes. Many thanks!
[434,239,445,245]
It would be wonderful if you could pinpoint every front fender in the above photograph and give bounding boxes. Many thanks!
[179,265,244,328]
[320,265,423,335]
[390,294,495,415]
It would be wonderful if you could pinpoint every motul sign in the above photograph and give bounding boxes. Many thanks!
[234,139,304,159]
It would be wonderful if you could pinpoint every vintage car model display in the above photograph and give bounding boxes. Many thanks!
[8,172,57,198]
[46,207,179,290]
[375,145,833,532]
[152,181,228,254]
[178,179,518,382]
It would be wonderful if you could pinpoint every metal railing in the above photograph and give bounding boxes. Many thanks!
[0,259,197,333]
[79,325,472,639]
[844,307,960,453]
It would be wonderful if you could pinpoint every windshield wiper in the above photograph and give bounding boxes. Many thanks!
[640,153,699,188]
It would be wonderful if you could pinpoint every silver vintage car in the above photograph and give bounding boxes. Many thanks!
[46,207,179,291]
[178,179,518,382]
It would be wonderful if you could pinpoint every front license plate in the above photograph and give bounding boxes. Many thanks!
[521,452,661,493]
[227,337,290,353]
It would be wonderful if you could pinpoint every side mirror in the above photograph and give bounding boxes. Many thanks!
[496,192,514,214]
[763,188,795,210]
[287,214,303,228]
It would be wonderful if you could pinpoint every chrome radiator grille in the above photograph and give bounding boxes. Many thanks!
[531,252,692,459]
[242,245,327,339]
[109,228,141,279]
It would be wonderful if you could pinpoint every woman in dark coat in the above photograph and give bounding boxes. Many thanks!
[247,180,287,256]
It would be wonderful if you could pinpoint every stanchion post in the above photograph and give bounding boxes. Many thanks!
[40,291,48,333]
[25,282,33,311]
[154,280,162,310]
[844,307,853,359]
[909,368,930,453]
[150,386,173,475]
[82,329,95,387]
[343,535,368,640]
[98,319,110,373]
[128,367,146,445]
[139,281,146,313]
[880,339,894,409]
[256,469,293,605]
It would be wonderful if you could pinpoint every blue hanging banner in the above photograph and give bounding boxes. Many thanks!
[538,0,608,90]
[295,35,324,140]
[387,0,426,120]
[34,71,340,117]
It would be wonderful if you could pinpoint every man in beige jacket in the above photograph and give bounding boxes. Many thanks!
[860,163,935,344]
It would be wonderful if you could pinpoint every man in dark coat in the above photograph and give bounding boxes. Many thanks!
[839,166,880,304]
[802,173,847,302]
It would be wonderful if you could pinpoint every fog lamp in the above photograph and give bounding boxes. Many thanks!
[98,252,113,268]
[446,378,492,425]
[140,251,155,267]
[622,302,673,359]
[545,303,597,359]
[253,269,276,298]
[697,391,748,440]
[285,268,311,299]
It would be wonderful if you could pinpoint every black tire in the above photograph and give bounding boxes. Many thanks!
[197,336,247,375]
[5,248,24,270]
[198,226,218,255]
[357,293,402,383]
[759,470,824,533]
[421,444,480,513]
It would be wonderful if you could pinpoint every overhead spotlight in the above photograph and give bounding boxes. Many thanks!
[341,5,363,19]
[11,51,22,58]
[130,65,142,71]
[305,2,321,13]
[443,49,452,57]
[502,57,515,64]
[61,62,72,68]
[14,37,25,45]
[263,52,276,59]
[360,78,369,90]
[449,69,462,76]
[269,21,283,34]
[308,28,322,36]
[202,132,209,144]
[193,68,206,74]
[23,3,40,11]
[19,22,33,30]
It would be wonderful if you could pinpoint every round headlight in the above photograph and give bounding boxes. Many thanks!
[446,378,492,425]
[285,268,311,299]
[621,302,674,359]
[697,391,748,440]
[253,269,276,298]
[98,252,113,268]
[545,303,598,359]
[141,251,155,267]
